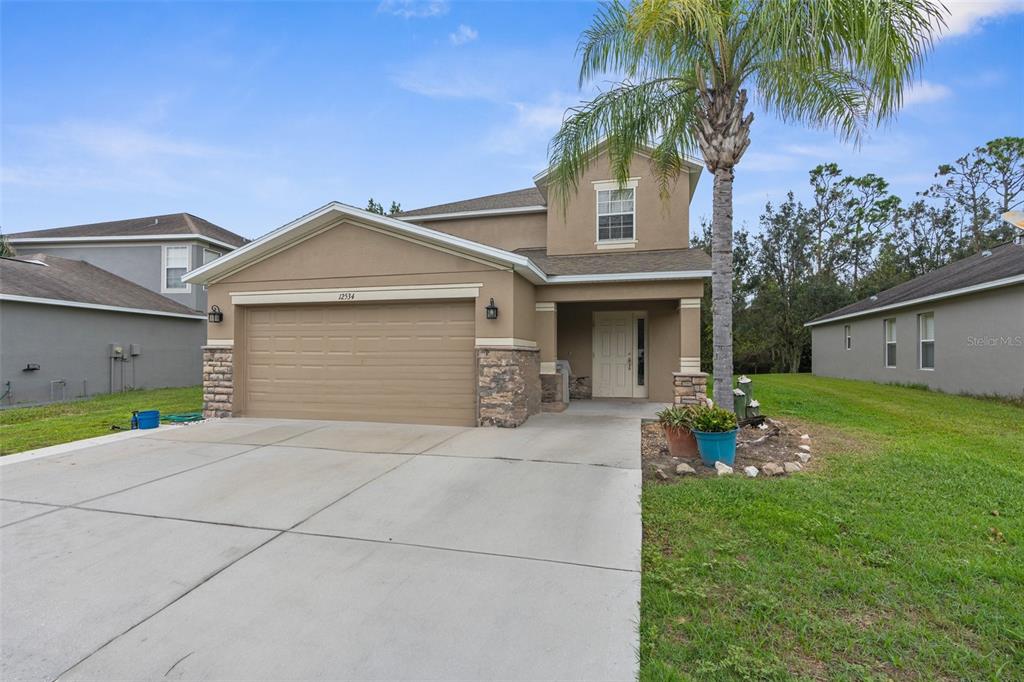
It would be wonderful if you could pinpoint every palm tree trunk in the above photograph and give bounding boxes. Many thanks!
[711,167,734,409]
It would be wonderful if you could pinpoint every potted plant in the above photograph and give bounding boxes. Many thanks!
[689,404,739,467]
[656,405,699,459]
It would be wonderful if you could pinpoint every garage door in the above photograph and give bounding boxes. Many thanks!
[242,301,476,426]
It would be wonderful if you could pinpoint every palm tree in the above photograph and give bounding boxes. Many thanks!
[548,0,944,409]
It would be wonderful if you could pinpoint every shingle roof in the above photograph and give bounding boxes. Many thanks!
[0,254,203,316]
[399,188,546,218]
[516,247,711,276]
[8,213,248,248]
[809,241,1024,325]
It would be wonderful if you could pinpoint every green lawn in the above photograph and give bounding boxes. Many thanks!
[0,386,201,456]
[642,374,1023,681]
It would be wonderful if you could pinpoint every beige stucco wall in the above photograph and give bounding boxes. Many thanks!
[405,213,546,252]
[204,219,535,344]
[556,300,681,403]
[545,152,692,256]
[536,279,702,303]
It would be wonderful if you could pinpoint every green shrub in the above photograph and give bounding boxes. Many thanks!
[656,405,695,430]
[690,404,738,433]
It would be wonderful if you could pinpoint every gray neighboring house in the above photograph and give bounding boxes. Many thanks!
[7,213,248,313]
[807,240,1024,398]
[2,214,246,405]
[1,255,208,405]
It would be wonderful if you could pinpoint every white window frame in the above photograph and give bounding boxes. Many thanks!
[884,318,896,368]
[918,312,935,370]
[162,245,191,293]
[844,325,852,350]
[593,178,639,247]
[202,248,221,266]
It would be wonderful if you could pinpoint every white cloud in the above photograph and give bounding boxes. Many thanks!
[937,0,1024,38]
[484,94,576,155]
[449,24,478,46]
[377,0,449,19]
[902,80,953,106]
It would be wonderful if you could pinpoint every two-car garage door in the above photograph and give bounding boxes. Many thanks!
[242,301,476,426]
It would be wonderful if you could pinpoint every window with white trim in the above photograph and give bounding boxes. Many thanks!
[202,248,221,265]
[163,245,189,292]
[884,318,896,367]
[918,312,935,369]
[596,186,635,241]
[844,325,852,350]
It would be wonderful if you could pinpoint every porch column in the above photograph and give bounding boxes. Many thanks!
[673,298,709,406]
[536,302,566,408]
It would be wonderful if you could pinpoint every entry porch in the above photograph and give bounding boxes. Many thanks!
[531,287,708,411]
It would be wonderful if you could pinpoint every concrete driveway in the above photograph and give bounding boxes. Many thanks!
[0,404,644,681]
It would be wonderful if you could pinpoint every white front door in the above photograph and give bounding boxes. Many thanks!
[593,311,648,398]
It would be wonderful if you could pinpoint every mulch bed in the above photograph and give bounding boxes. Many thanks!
[641,416,815,482]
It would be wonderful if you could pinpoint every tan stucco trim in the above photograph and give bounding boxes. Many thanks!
[230,283,483,306]
[475,338,538,349]
[540,361,558,374]
[679,356,701,373]
[535,302,557,312]
[204,338,234,348]
[678,297,701,309]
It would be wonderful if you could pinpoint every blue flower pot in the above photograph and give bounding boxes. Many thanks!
[692,428,738,467]
[135,410,160,429]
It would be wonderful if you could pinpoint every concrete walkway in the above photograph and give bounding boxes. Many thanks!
[0,405,644,681]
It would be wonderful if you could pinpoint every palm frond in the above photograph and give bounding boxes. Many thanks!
[546,77,699,210]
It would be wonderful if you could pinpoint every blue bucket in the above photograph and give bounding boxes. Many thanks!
[136,410,160,429]
[693,428,738,467]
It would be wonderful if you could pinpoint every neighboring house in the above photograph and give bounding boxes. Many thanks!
[807,241,1024,398]
[184,148,711,426]
[0,255,207,405]
[7,213,248,313]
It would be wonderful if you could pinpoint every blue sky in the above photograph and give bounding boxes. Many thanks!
[2,1,1022,239]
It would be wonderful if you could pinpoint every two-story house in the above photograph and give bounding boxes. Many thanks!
[184,148,711,426]
[1,214,247,405]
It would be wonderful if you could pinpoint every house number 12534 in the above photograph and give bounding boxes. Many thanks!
[337,292,356,301]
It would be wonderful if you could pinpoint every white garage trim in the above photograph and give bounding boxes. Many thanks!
[231,283,484,306]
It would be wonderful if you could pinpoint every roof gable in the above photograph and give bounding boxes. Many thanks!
[184,202,547,286]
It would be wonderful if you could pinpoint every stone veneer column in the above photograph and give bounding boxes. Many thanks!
[672,372,710,407]
[202,345,234,418]
[476,346,540,427]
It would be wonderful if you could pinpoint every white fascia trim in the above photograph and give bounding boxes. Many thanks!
[183,202,548,286]
[545,270,712,285]
[804,274,1024,327]
[10,234,241,251]
[0,294,206,320]
[230,283,484,306]
[402,206,547,221]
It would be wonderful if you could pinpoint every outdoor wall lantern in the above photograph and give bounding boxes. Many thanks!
[208,305,224,324]
[485,298,499,320]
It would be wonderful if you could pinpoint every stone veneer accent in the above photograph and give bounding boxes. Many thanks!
[672,372,711,407]
[477,347,540,427]
[202,346,234,418]
[541,372,565,405]
[569,375,592,400]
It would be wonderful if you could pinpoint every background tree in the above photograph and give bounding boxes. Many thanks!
[0,232,15,258]
[547,0,944,409]
[366,198,403,216]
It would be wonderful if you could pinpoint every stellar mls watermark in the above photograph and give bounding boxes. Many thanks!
[966,335,1023,347]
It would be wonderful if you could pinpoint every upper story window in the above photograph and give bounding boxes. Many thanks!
[918,312,935,369]
[202,248,221,265]
[844,325,852,350]
[594,179,639,245]
[884,318,896,367]
[162,245,190,293]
